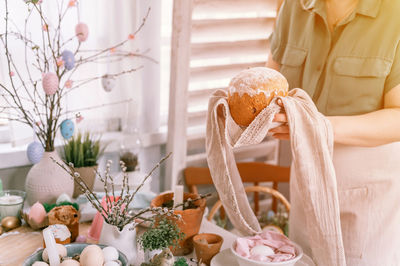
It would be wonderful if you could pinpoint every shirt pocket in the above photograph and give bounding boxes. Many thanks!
[326,56,392,115]
[276,45,307,89]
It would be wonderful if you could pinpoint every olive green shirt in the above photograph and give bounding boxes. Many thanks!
[269,0,400,115]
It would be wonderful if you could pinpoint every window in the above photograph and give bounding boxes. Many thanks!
[0,1,143,148]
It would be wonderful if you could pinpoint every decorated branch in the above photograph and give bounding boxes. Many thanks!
[0,0,153,153]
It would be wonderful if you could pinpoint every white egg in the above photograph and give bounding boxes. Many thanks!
[42,244,67,262]
[60,259,80,266]
[33,262,49,266]
[56,193,72,205]
[103,246,119,262]
[80,245,104,266]
[104,261,120,266]
[250,245,275,257]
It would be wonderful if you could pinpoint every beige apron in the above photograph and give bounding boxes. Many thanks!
[290,142,400,266]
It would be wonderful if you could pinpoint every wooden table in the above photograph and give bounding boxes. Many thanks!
[0,220,237,266]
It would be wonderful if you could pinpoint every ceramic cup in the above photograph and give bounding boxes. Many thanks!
[193,233,223,265]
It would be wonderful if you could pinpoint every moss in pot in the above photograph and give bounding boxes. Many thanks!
[150,193,208,256]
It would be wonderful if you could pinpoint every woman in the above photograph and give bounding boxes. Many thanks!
[267,0,400,265]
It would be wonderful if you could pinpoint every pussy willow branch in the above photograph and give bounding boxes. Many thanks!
[53,152,173,231]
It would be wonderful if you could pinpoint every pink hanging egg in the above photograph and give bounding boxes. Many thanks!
[42,72,59,95]
[75,23,89,42]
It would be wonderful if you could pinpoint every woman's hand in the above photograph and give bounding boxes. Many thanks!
[270,99,290,140]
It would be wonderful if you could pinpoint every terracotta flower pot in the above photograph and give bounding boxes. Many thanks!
[72,165,98,198]
[193,233,223,265]
[150,192,206,256]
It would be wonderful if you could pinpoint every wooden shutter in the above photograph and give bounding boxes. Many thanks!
[166,0,280,189]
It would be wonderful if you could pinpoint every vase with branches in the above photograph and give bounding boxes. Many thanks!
[0,0,154,204]
[52,152,178,264]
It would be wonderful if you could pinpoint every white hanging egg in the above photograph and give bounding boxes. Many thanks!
[103,246,119,262]
[101,74,116,92]
[60,119,75,140]
[42,73,59,95]
[75,23,89,42]
[27,141,44,164]
[61,50,75,70]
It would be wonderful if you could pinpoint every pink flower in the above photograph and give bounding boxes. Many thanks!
[9,71,14,77]
[65,80,73,88]
[128,34,135,40]
[110,47,116,53]
[56,57,64,67]
[42,24,48,32]
[35,121,42,127]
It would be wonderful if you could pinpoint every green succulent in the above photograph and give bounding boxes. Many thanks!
[62,132,105,168]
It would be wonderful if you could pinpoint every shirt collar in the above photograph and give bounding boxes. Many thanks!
[300,0,382,18]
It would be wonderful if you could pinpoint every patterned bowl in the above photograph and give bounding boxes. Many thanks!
[23,243,128,266]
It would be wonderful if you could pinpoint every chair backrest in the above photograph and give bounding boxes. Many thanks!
[184,162,290,214]
[207,185,291,222]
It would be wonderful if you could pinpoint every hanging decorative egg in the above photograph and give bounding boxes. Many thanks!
[101,74,116,92]
[60,119,75,139]
[62,50,75,70]
[27,141,44,164]
[42,72,59,95]
[75,23,89,42]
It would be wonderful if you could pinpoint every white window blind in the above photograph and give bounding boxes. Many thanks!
[166,0,280,188]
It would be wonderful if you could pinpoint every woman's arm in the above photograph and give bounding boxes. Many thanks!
[328,84,400,146]
[271,84,400,147]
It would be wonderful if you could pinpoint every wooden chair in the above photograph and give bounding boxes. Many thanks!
[207,185,290,222]
[183,162,290,215]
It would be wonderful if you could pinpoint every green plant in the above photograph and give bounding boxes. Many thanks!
[139,218,185,252]
[174,257,188,266]
[62,132,104,167]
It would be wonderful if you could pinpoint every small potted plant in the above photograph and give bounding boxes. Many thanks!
[139,218,184,262]
[150,193,209,256]
[62,132,105,198]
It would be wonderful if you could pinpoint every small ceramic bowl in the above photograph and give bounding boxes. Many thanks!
[193,233,223,265]
[230,240,303,266]
[23,243,128,266]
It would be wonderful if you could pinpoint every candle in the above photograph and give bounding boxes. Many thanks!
[173,185,184,210]
[0,194,24,220]
[43,227,60,266]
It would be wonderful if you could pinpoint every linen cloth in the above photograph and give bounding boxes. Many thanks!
[206,88,346,266]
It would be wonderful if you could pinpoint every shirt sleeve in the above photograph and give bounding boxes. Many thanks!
[384,41,400,94]
[268,0,290,64]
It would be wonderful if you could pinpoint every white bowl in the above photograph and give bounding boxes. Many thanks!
[230,240,303,266]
